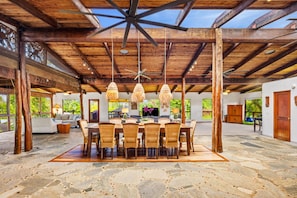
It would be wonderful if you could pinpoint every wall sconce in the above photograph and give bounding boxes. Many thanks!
[265,96,269,107]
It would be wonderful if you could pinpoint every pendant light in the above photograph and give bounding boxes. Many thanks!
[131,31,145,103]
[159,28,172,108]
[106,30,119,100]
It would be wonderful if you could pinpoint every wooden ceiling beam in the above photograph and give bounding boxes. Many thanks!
[264,57,297,77]
[90,84,102,94]
[186,85,195,93]
[23,28,297,43]
[245,43,297,77]
[198,85,211,94]
[69,42,101,79]
[284,70,297,78]
[212,0,257,28]
[72,0,101,28]
[175,0,195,26]
[249,2,297,29]
[171,84,178,93]
[240,85,262,93]
[0,13,24,28]
[162,42,173,76]
[9,0,60,28]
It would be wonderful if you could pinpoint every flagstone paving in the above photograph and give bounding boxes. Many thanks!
[0,122,296,197]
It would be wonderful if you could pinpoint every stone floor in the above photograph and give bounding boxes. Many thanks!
[0,122,296,198]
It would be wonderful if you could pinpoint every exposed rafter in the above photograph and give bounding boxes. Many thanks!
[212,0,257,28]
[249,2,297,29]
[9,0,60,28]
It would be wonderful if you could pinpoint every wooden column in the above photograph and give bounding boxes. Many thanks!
[14,70,22,154]
[18,31,32,151]
[80,90,84,120]
[181,78,186,123]
[211,28,223,153]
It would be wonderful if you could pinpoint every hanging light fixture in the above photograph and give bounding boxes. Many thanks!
[131,31,145,103]
[106,30,119,100]
[159,28,172,108]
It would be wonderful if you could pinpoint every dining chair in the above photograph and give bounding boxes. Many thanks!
[122,123,139,159]
[144,123,161,159]
[98,122,116,159]
[163,122,181,159]
[180,120,197,152]
[79,119,99,155]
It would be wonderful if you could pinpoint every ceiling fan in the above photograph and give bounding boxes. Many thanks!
[62,0,193,47]
[124,68,151,80]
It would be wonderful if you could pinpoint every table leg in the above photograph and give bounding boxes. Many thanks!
[87,130,92,157]
[186,128,190,155]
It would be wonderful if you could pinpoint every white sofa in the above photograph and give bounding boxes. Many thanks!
[54,114,81,127]
[32,117,62,134]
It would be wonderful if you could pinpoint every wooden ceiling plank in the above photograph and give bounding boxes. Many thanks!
[182,43,207,77]
[240,85,262,93]
[0,13,24,28]
[186,84,195,93]
[69,42,101,78]
[198,85,211,94]
[284,70,297,78]
[202,43,240,76]
[161,42,173,76]
[249,2,297,29]
[9,0,60,28]
[171,84,178,93]
[90,84,102,94]
[245,43,297,77]
[212,0,257,28]
[103,42,121,75]
[72,0,100,28]
[264,57,297,77]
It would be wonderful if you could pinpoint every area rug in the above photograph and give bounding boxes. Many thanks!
[50,144,228,162]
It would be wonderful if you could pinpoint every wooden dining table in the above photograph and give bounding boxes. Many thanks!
[87,122,192,157]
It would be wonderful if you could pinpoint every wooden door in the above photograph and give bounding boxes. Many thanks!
[89,99,99,123]
[274,91,290,141]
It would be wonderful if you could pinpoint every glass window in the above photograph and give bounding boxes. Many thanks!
[108,99,129,118]
[30,96,51,118]
[62,99,81,114]
[245,98,262,121]
[202,98,212,120]
[170,99,191,120]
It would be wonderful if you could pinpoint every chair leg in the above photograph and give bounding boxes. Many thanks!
[111,148,113,159]
[192,141,194,152]
[146,148,148,158]
[125,148,128,159]
[156,148,159,159]
[135,148,137,159]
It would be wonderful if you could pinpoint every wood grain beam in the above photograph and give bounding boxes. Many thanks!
[69,42,101,79]
[9,0,60,28]
[72,0,100,28]
[284,70,297,78]
[249,2,297,29]
[0,13,24,28]
[90,84,102,94]
[245,43,297,77]
[171,84,178,93]
[161,42,173,76]
[198,85,211,94]
[240,85,262,93]
[23,28,297,43]
[212,0,257,28]
[264,57,297,77]
[182,43,207,77]
[185,85,195,93]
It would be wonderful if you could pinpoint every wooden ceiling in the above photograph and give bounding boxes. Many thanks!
[1,0,297,94]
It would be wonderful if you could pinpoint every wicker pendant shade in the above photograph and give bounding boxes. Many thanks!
[106,31,119,100]
[159,29,172,108]
[131,83,145,103]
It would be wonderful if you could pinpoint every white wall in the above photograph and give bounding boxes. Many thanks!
[54,91,261,123]
[262,77,297,143]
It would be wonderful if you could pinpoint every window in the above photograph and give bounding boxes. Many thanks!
[245,98,262,121]
[108,99,129,118]
[202,98,212,120]
[31,96,51,118]
[62,99,81,114]
[170,99,191,120]
[0,94,16,132]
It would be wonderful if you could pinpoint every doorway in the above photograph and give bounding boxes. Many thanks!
[89,99,99,123]
[274,91,290,141]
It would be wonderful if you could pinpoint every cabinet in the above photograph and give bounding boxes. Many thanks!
[227,105,242,123]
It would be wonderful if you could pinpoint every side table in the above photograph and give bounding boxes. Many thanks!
[57,123,71,133]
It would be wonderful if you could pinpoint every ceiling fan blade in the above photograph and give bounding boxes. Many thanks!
[138,19,188,31]
[87,20,125,37]
[141,74,151,80]
[106,0,128,17]
[134,74,140,80]
[124,69,137,74]
[59,10,125,19]
[142,68,147,73]
[133,22,158,46]
[136,0,193,19]
[129,0,139,17]
[122,22,131,48]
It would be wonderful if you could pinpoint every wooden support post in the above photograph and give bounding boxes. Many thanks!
[80,89,84,120]
[18,31,32,151]
[181,78,186,124]
[14,70,22,154]
[212,28,223,153]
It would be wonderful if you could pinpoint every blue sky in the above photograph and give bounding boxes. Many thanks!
[93,9,297,29]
